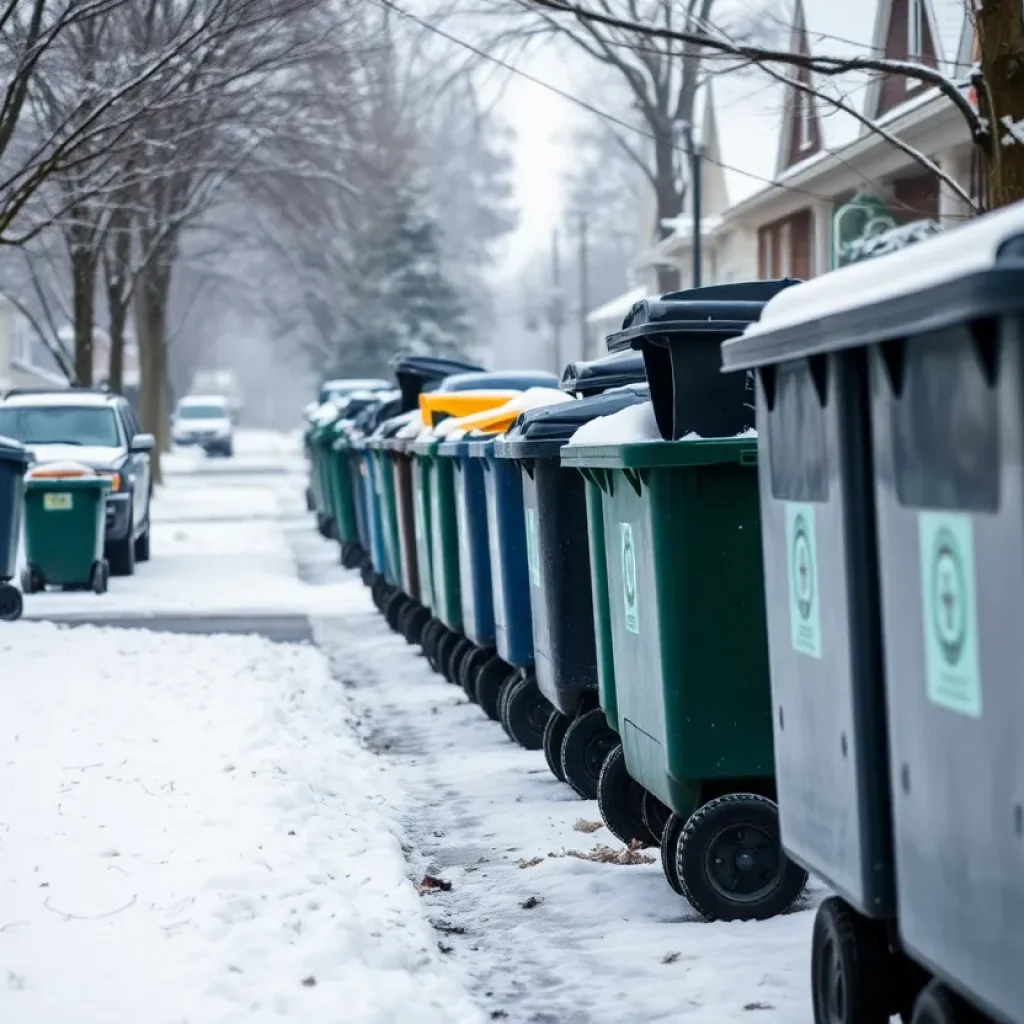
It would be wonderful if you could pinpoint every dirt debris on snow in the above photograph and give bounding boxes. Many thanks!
[572,818,603,834]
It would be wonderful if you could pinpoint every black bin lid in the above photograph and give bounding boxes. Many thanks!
[390,354,484,413]
[373,410,417,441]
[0,433,30,467]
[607,280,802,354]
[353,393,402,434]
[495,385,650,461]
[437,369,560,392]
[606,279,801,440]
[559,351,646,395]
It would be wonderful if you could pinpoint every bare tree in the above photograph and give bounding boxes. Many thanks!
[526,1,1021,211]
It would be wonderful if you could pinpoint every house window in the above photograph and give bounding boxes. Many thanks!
[907,0,924,73]
[798,91,813,151]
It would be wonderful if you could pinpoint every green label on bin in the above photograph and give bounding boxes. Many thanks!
[525,508,540,588]
[620,522,639,635]
[786,502,822,659]
[919,511,982,718]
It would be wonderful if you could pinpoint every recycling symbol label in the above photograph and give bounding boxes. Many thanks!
[785,502,822,658]
[620,522,639,635]
[919,512,982,718]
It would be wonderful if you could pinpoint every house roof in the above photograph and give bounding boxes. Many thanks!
[711,0,970,210]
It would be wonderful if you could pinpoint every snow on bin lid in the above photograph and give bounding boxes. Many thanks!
[723,202,1024,370]
[606,280,801,353]
[559,351,646,395]
[436,387,572,441]
[27,460,97,479]
[567,400,661,446]
[0,434,30,465]
[436,369,560,393]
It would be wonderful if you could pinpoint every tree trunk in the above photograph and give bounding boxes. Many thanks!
[977,0,1024,208]
[108,298,127,394]
[652,113,688,294]
[105,210,132,393]
[135,263,171,484]
[71,246,96,387]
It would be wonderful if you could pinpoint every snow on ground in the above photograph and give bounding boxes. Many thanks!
[298,543,825,1024]
[0,621,482,1024]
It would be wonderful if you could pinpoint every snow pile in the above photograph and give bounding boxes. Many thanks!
[568,401,661,446]
[0,623,481,1024]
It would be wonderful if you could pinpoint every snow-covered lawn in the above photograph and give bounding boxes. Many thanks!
[0,622,481,1024]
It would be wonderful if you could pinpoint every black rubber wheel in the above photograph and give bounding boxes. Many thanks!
[317,514,333,540]
[421,619,444,669]
[404,604,431,647]
[497,672,522,740]
[811,897,894,1024]
[445,636,474,685]
[435,629,460,681]
[397,600,418,642]
[107,519,136,577]
[911,982,987,1024]
[20,566,42,595]
[643,791,673,845]
[306,486,315,512]
[542,710,570,783]
[341,542,362,570]
[89,561,109,596]
[0,582,23,621]
[475,657,509,721]
[596,744,652,847]
[134,523,151,563]
[502,674,550,751]
[676,793,808,922]
[371,576,389,612]
[384,591,408,632]
[561,707,619,800]
[459,646,490,703]
[660,812,686,895]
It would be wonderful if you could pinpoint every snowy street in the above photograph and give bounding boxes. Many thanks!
[1,432,821,1023]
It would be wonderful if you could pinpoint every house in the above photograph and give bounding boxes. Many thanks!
[610,0,977,298]
[0,296,68,394]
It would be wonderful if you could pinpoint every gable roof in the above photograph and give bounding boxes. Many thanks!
[711,0,970,208]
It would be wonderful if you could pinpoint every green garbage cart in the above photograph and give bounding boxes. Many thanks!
[21,469,111,593]
[561,427,807,922]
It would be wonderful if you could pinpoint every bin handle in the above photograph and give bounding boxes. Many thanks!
[739,448,758,467]
[623,467,644,496]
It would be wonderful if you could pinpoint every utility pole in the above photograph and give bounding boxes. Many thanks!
[681,122,703,290]
[578,210,589,360]
[548,229,565,374]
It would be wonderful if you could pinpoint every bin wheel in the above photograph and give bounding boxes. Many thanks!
[501,674,550,751]
[812,897,906,1024]
[0,582,23,621]
[497,672,522,741]
[404,604,431,647]
[317,514,333,540]
[459,647,490,703]
[542,710,570,783]
[371,576,389,612]
[305,486,315,512]
[424,621,446,673]
[660,812,686,895]
[384,591,408,633]
[910,982,988,1024]
[20,566,43,595]
[341,542,362,570]
[676,793,807,922]
[445,637,474,686]
[596,744,653,848]
[89,561,109,596]
[561,707,619,800]
[475,657,510,722]
[643,791,673,845]
[435,629,460,681]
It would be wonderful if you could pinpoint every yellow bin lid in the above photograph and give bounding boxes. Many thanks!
[435,388,573,439]
[418,389,520,427]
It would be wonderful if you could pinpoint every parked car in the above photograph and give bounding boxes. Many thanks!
[0,389,153,576]
[172,395,234,456]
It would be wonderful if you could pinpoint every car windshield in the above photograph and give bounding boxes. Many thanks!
[178,405,227,420]
[0,405,120,447]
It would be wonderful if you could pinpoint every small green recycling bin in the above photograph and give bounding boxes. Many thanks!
[562,425,807,922]
[723,208,1024,1024]
[21,469,111,593]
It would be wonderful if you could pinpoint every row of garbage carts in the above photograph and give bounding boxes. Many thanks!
[305,204,1024,1024]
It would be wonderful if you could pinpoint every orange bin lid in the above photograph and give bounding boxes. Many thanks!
[418,389,520,427]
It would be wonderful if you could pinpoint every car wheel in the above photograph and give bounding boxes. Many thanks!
[134,521,151,562]
[107,517,136,577]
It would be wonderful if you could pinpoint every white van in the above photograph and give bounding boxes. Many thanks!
[172,394,234,456]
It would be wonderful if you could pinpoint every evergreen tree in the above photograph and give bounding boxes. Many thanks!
[337,184,471,376]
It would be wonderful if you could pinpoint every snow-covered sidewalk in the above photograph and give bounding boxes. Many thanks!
[0,623,481,1024]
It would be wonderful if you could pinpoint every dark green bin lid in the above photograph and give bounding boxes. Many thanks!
[560,434,757,470]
